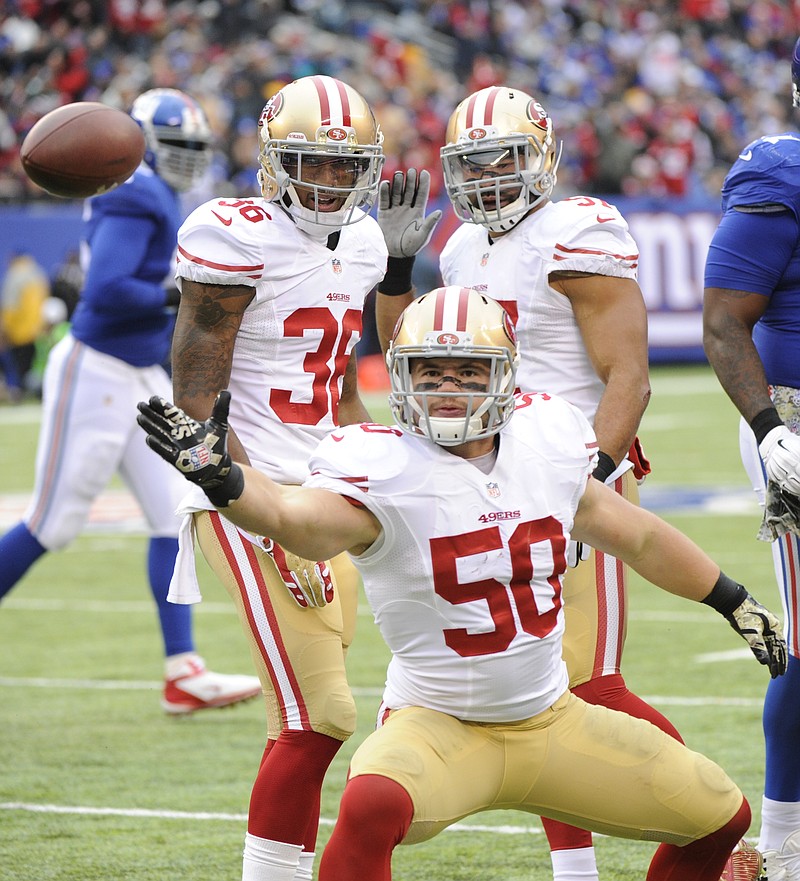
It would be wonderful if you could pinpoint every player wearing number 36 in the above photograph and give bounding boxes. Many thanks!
[140,286,787,881]
[167,76,387,881]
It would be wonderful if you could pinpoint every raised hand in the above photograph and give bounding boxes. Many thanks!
[378,168,442,258]
[136,390,244,507]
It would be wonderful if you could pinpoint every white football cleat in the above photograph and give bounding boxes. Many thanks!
[720,839,764,881]
[162,652,261,714]
[762,830,800,881]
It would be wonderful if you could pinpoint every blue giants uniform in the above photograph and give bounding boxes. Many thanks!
[0,86,261,717]
[705,132,800,389]
[72,164,180,366]
[705,129,800,855]
[16,163,189,552]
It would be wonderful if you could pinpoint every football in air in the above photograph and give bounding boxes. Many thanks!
[20,102,146,198]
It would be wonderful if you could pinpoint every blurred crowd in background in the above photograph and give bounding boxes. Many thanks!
[2,0,800,399]
[2,0,800,207]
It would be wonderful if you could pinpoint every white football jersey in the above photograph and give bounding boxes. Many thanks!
[176,198,388,483]
[306,393,597,722]
[440,197,639,425]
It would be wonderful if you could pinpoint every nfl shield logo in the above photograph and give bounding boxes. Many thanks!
[332,258,342,274]
[480,252,490,267]
[486,482,501,498]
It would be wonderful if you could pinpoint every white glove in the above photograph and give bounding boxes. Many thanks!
[759,425,800,495]
[377,168,442,257]
[266,541,334,608]
[566,540,591,568]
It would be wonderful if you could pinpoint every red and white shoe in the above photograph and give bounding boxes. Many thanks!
[162,652,261,715]
[720,839,764,881]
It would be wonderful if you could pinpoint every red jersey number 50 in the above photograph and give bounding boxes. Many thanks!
[430,517,566,657]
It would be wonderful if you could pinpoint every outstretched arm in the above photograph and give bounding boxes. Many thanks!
[231,471,379,560]
[574,477,787,677]
[136,391,381,560]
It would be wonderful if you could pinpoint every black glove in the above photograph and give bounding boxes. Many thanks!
[136,390,244,508]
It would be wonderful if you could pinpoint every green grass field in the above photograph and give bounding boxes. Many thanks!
[0,364,781,880]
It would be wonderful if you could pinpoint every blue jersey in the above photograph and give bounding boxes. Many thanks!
[70,164,180,367]
[704,132,800,387]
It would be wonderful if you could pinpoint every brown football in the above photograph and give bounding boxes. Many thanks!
[20,102,146,199]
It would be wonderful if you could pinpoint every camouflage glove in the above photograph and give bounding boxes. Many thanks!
[136,390,244,508]
[727,593,787,678]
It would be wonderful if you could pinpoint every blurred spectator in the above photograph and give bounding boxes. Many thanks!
[2,1,800,205]
[0,251,49,401]
[27,294,69,398]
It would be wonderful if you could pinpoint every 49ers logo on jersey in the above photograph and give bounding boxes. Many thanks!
[478,510,521,523]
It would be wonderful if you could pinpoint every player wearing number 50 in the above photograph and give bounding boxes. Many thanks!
[139,287,785,881]
[375,87,681,881]
[167,76,387,881]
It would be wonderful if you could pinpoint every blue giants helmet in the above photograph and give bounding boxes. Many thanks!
[130,89,212,192]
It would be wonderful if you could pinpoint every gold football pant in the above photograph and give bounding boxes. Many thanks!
[350,692,742,846]
[195,509,358,742]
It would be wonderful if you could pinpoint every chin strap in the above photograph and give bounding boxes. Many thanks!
[426,415,484,445]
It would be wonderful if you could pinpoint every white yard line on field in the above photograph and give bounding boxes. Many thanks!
[0,675,762,706]
[0,799,540,835]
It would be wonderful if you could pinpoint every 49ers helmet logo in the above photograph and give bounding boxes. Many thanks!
[526,100,550,131]
[468,128,487,140]
[326,127,348,141]
[502,311,517,344]
[260,91,284,125]
[437,332,460,345]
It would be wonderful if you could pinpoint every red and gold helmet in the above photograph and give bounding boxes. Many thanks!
[257,75,384,235]
[441,86,561,234]
[387,286,518,446]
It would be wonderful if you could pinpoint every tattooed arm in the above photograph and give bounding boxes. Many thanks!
[171,279,256,465]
